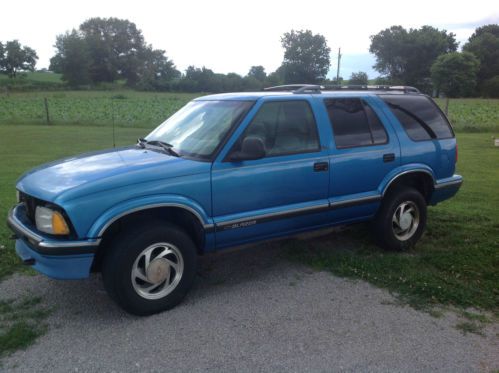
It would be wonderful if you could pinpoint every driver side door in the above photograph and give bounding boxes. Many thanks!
[211,98,331,249]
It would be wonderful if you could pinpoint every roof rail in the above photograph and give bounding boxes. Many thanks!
[263,84,420,94]
[264,84,323,93]
[322,85,420,93]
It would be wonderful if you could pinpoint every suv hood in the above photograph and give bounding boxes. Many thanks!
[17,147,208,202]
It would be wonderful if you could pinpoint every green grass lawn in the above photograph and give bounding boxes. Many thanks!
[0,125,498,315]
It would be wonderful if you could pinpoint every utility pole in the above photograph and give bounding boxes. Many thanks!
[336,47,342,84]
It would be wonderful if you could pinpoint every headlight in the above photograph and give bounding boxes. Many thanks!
[35,206,70,235]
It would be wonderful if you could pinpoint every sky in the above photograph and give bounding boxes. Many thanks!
[1,0,498,79]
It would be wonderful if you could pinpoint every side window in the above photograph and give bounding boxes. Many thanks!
[239,100,320,157]
[380,95,454,141]
[324,98,388,148]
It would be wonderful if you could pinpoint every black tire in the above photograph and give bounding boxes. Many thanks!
[372,187,427,251]
[102,221,197,316]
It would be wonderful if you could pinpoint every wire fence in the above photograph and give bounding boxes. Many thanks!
[0,93,196,128]
[0,94,497,132]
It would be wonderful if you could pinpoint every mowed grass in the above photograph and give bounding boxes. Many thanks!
[0,91,199,127]
[0,125,498,314]
[0,124,146,279]
[287,132,499,314]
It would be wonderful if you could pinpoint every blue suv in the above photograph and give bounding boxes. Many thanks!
[7,85,462,315]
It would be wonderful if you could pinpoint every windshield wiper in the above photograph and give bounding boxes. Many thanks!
[137,138,180,157]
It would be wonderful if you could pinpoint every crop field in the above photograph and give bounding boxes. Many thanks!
[0,91,498,131]
[0,91,199,128]
[434,98,499,132]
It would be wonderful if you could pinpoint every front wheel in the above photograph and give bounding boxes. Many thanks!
[372,187,427,251]
[102,222,197,316]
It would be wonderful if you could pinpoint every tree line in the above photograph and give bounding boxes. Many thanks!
[1,18,498,97]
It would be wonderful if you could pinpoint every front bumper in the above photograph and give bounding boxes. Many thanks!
[7,204,99,279]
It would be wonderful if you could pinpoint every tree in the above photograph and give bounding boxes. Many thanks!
[481,76,499,98]
[50,30,91,86]
[463,24,499,90]
[136,47,180,90]
[0,42,4,65]
[79,17,147,84]
[247,65,266,81]
[369,25,457,91]
[0,40,38,77]
[431,52,479,97]
[280,30,331,84]
[50,17,179,88]
[349,71,368,85]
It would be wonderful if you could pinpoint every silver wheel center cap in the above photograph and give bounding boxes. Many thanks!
[146,258,170,284]
[400,213,412,230]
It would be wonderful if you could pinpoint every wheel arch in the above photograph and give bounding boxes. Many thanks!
[381,168,435,203]
[89,199,213,272]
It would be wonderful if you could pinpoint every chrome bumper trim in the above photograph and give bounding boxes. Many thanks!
[7,204,100,255]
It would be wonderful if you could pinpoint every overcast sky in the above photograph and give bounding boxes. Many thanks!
[1,0,498,78]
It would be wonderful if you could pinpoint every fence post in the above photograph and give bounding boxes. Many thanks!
[44,97,50,124]
[444,97,449,116]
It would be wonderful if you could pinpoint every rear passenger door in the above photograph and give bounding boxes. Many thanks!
[323,97,399,214]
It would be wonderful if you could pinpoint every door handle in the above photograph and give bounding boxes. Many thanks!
[313,162,329,172]
[383,153,395,163]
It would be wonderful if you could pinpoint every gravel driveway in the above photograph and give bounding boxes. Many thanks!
[1,242,497,372]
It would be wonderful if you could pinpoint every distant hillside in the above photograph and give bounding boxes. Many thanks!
[0,71,64,90]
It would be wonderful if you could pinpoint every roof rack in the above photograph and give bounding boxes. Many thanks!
[263,84,323,93]
[263,84,420,94]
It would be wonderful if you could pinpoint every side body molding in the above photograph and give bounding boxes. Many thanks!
[87,195,214,239]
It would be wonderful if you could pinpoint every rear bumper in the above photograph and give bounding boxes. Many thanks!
[430,174,463,205]
[7,204,98,279]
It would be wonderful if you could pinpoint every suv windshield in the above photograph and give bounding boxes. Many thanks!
[146,100,254,159]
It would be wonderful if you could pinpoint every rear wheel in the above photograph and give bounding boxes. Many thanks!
[102,221,197,316]
[372,187,427,251]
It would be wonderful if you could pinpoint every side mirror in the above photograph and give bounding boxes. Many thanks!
[229,136,266,161]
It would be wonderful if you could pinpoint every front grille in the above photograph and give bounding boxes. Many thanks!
[19,192,38,225]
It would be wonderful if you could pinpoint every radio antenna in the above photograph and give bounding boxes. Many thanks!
[112,98,116,148]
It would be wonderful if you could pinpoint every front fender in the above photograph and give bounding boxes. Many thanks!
[378,164,436,196]
[87,194,214,238]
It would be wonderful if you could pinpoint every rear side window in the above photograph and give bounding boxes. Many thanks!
[324,98,388,148]
[380,95,454,141]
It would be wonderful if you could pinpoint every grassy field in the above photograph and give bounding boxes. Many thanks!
[0,90,498,132]
[0,123,497,316]
[0,72,63,84]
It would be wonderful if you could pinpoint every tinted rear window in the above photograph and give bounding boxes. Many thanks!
[380,95,453,141]
[324,98,388,148]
